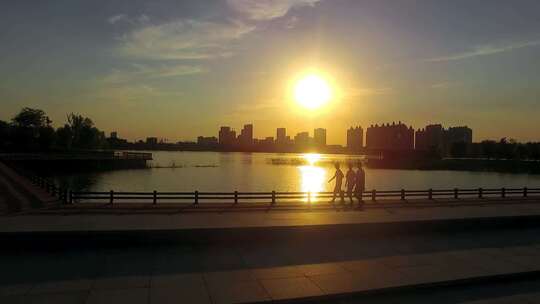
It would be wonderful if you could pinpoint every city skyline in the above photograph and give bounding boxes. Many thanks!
[1,0,540,143]
[134,120,473,150]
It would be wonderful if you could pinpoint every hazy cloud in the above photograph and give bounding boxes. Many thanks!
[103,64,204,84]
[108,14,150,25]
[108,14,127,24]
[227,0,321,21]
[342,86,393,98]
[425,40,540,62]
[120,19,255,60]
[431,81,460,89]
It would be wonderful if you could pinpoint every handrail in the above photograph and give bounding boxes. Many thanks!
[68,186,540,205]
[5,164,539,206]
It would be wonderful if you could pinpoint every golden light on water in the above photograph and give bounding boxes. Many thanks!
[299,153,325,202]
[293,74,332,110]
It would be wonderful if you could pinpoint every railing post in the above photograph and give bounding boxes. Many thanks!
[454,188,458,199]
[479,188,483,199]
[401,189,405,201]
[372,189,376,201]
[69,190,73,204]
[194,190,199,205]
[109,190,114,204]
[234,191,238,204]
[307,191,311,204]
[524,187,528,198]
[153,190,157,205]
[271,191,276,205]
[64,189,68,203]
[501,187,506,198]
[428,188,433,200]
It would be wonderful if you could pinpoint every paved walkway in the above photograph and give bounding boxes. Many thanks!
[1,199,540,234]
[2,245,540,303]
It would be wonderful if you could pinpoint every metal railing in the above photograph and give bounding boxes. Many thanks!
[69,187,540,205]
[6,166,540,206]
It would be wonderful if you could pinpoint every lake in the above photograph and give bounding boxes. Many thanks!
[49,151,540,193]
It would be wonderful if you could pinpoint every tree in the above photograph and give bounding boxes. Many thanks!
[481,140,497,159]
[12,107,51,129]
[0,120,10,150]
[11,108,54,151]
[66,113,106,149]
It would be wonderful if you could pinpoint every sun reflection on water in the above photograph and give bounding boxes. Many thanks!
[299,153,326,202]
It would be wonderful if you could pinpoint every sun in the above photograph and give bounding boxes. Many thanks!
[294,74,332,109]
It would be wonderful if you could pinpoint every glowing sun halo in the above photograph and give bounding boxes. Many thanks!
[294,74,332,109]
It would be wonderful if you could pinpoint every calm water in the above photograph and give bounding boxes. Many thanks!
[53,151,540,192]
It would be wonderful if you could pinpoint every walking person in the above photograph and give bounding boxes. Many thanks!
[344,163,356,205]
[355,162,366,207]
[328,162,344,203]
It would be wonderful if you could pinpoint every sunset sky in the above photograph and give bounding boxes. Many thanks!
[1,0,539,144]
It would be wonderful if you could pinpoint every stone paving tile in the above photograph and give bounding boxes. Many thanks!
[252,265,304,279]
[308,272,376,295]
[87,288,149,304]
[499,246,540,257]
[25,291,88,304]
[502,255,540,272]
[206,280,270,304]
[151,273,204,288]
[297,262,348,276]
[0,295,25,304]
[92,275,150,290]
[373,252,453,268]
[30,279,93,294]
[0,284,31,296]
[203,269,256,285]
[150,285,210,304]
[463,293,539,304]
[261,277,324,300]
[337,259,395,277]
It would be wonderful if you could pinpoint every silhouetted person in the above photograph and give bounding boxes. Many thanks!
[344,163,356,205]
[355,162,366,207]
[328,162,344,203]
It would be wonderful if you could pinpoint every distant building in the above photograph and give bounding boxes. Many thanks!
[313,128,327,147]
[415,124,445,151]
[146,137,158,145]
[110,131,118,139]
[276,128,286,145]
[238,124,253,147]
[218,126,236,146]
[197,136,218,146]
[294,131,310,147]
[347,126,363,152]
[366,122,414,150]
[447,126,472,144]
[415,124,473,155]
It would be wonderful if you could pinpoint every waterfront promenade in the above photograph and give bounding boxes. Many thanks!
[3,163,540,303]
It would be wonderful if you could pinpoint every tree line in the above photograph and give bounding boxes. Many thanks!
[0,108,107,152]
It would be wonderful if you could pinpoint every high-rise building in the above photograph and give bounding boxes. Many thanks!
[366,122,414,150]
[415,124,444,151]
[447,126,472,144]
[276,128,286,145]
[294,131,310,147]
[314,128,326,147]
[110,131,118,139]
[415,125,473,155]
[346,126,363,152]
[238,124,253,147]
[218,126,236,146]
